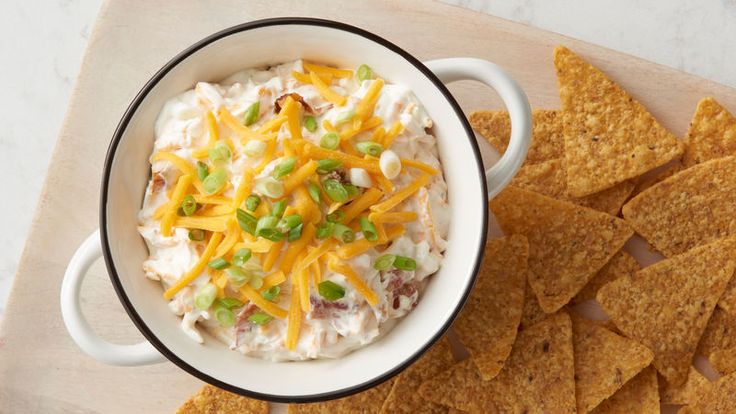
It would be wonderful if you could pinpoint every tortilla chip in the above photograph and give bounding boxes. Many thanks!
[512,159,635,215]
[176,385,268,414]
[711,346,736,376]
[553,46,682,197]
[469,109,564,165]
[571,313,653,412]
[520,281,549,329]
[659,367,711,406]
[418,312,576,413]
[682,97,736,167]
[288,380,395,414]
[690,370,736,412]
[589,366,660,414]
[597,238,736,386]
[452,235,528,380]
[380,337,456,413]
[697,307,736,357]
[571,250,640,305]
[490,186,633,313]
[622,156,736,257]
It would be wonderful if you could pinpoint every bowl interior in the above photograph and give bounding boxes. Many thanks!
[103,20,487,400]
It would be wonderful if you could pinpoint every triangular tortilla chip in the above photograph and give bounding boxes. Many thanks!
[571,313,653,412]
[683,97,736,167]
[597,238,736,386]
[490,186,633,313]
[690,370,736,412]
[452,235,528,380]
[520,281,549,329]
[288,379,395,414]
[571,250,640,305]
[698,307,736,358]
[659,367,712,406]
[418,313,576,413]
[469,109,564,165]
[512,159,635,215]
[176,385,268,414]
[711,346,736,376]
[553,46,682,197]
[590,366,660,414]
[622,156,736,257]
[380,337,456,413]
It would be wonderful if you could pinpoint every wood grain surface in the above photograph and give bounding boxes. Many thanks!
[1,0,735,413]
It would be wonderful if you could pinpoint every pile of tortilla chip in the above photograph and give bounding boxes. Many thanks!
[176,46,736,413]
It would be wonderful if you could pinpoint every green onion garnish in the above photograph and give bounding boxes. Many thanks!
[373,254,396,271]
[356,64,374,83]
[196,161,209,181]
[243,140,266,157]
[248,312,273,325]
[288,223,303,242]
[180,195,197,216]
[188,229,206,241]
[318,281,346,301]
[236,208,258,235]
[356,141,384,157]
[316,222,335,239]
[320,132,340,150]
[333,223,356,243]
[214,305,236,327]
[248,276,264,289]
[335,110,355,125]
[326,210,344,223]
[208,257,230,270]
[232,248,252,267]
[304,116,318,132]
[307,181,321,203]
[322,179,348,202]
[262,286,281,301]
[216,297,244,309]
[245,194,261,212]
[394,255,417,271]
[344,184,360,198]
[243,101,261,126]
[254,176,285,198]
[316,159,343,174]
[194,283,217,310]
[256,215,284,241]
[208,141,232,163]
[225,267,250,286]
[271,200,287,218]
[360,216,378,241]
[202,168,228,195]
[273,157,297,180]
[278,214,303,233]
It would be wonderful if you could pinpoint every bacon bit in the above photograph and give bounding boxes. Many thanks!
[151,172,166,193]
[323,169,349,185]
[385,270,419,310]
[274,93,313,114]
[234,304,259,347]
[309,296,349,319]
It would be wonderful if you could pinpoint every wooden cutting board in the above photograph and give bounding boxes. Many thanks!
[1,0,735,412]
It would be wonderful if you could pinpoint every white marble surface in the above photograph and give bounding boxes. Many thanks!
[1,0,734,317]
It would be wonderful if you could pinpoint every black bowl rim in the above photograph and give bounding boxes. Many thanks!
[99,16,489,403]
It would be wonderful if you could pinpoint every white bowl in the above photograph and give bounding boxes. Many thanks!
[61,18,532,402]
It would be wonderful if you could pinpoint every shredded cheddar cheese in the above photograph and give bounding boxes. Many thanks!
[285,281,301,350]
[327,258,378,305]
[304,62,353,78]
[164,232,223,299]
[240,285,288,318]
[309,71,346,106]
[263,240,285,272]
[401,159,440,176]
[283,160,317,194]
[368,211,418,224]
[261,271,286,291]
[297,141,380,173]
[371,174,431,213]
[294,239,337,273]
[340,188,383,224]
[161,174,193,237]
[230,239,274,254]
[174,215,229,232]
[278,223,317,273]
[218,107,261,140]
[214,218,240,257]
[336,225,405,259]
[383,121,404,148]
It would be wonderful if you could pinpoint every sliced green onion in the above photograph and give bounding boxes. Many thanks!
[326,211,344,223]
[236,208,258,235]
[243,101,261,126]
[188,229,206,241]
[248,276,264,289]
[304,116,318,132]
[202,168,228,195]
[181,195,197,216]
[344,184,360,198]
[254,176,284,198]
[394,255,417,271]
[248,312,273,325]
[356,64,374,83]
[322,179,348,202]
[232,248,252,267]
[216,297,244,309]
[316,159,343,174]
[225,267,251,286]
[288,223,303,242]
[307,181,321,203]
[270,200,287,218]
[208,257,230,270]
[273,157,297,180]
[356,141,384,157]
[374,254,396,271]
[262,286,281,301]
[196,161,209,181]
[278,214,303,232]
[333,223,355,243]
[360,216,378,241]
[256,215,284,241]
[320,132,340,150]
[245,194,261,212]
[243,140,266,157]
[214,305,236,327]
[335,110,355,125]
[318,281,346,301]
[194,283,217,310]
[208,141,231,163]
[316,222,335,239]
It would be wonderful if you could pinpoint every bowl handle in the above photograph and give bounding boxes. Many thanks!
[424,58,532,198]
[60,229,166,366]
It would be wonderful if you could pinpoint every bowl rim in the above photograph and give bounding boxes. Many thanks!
[99,17,489,403]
